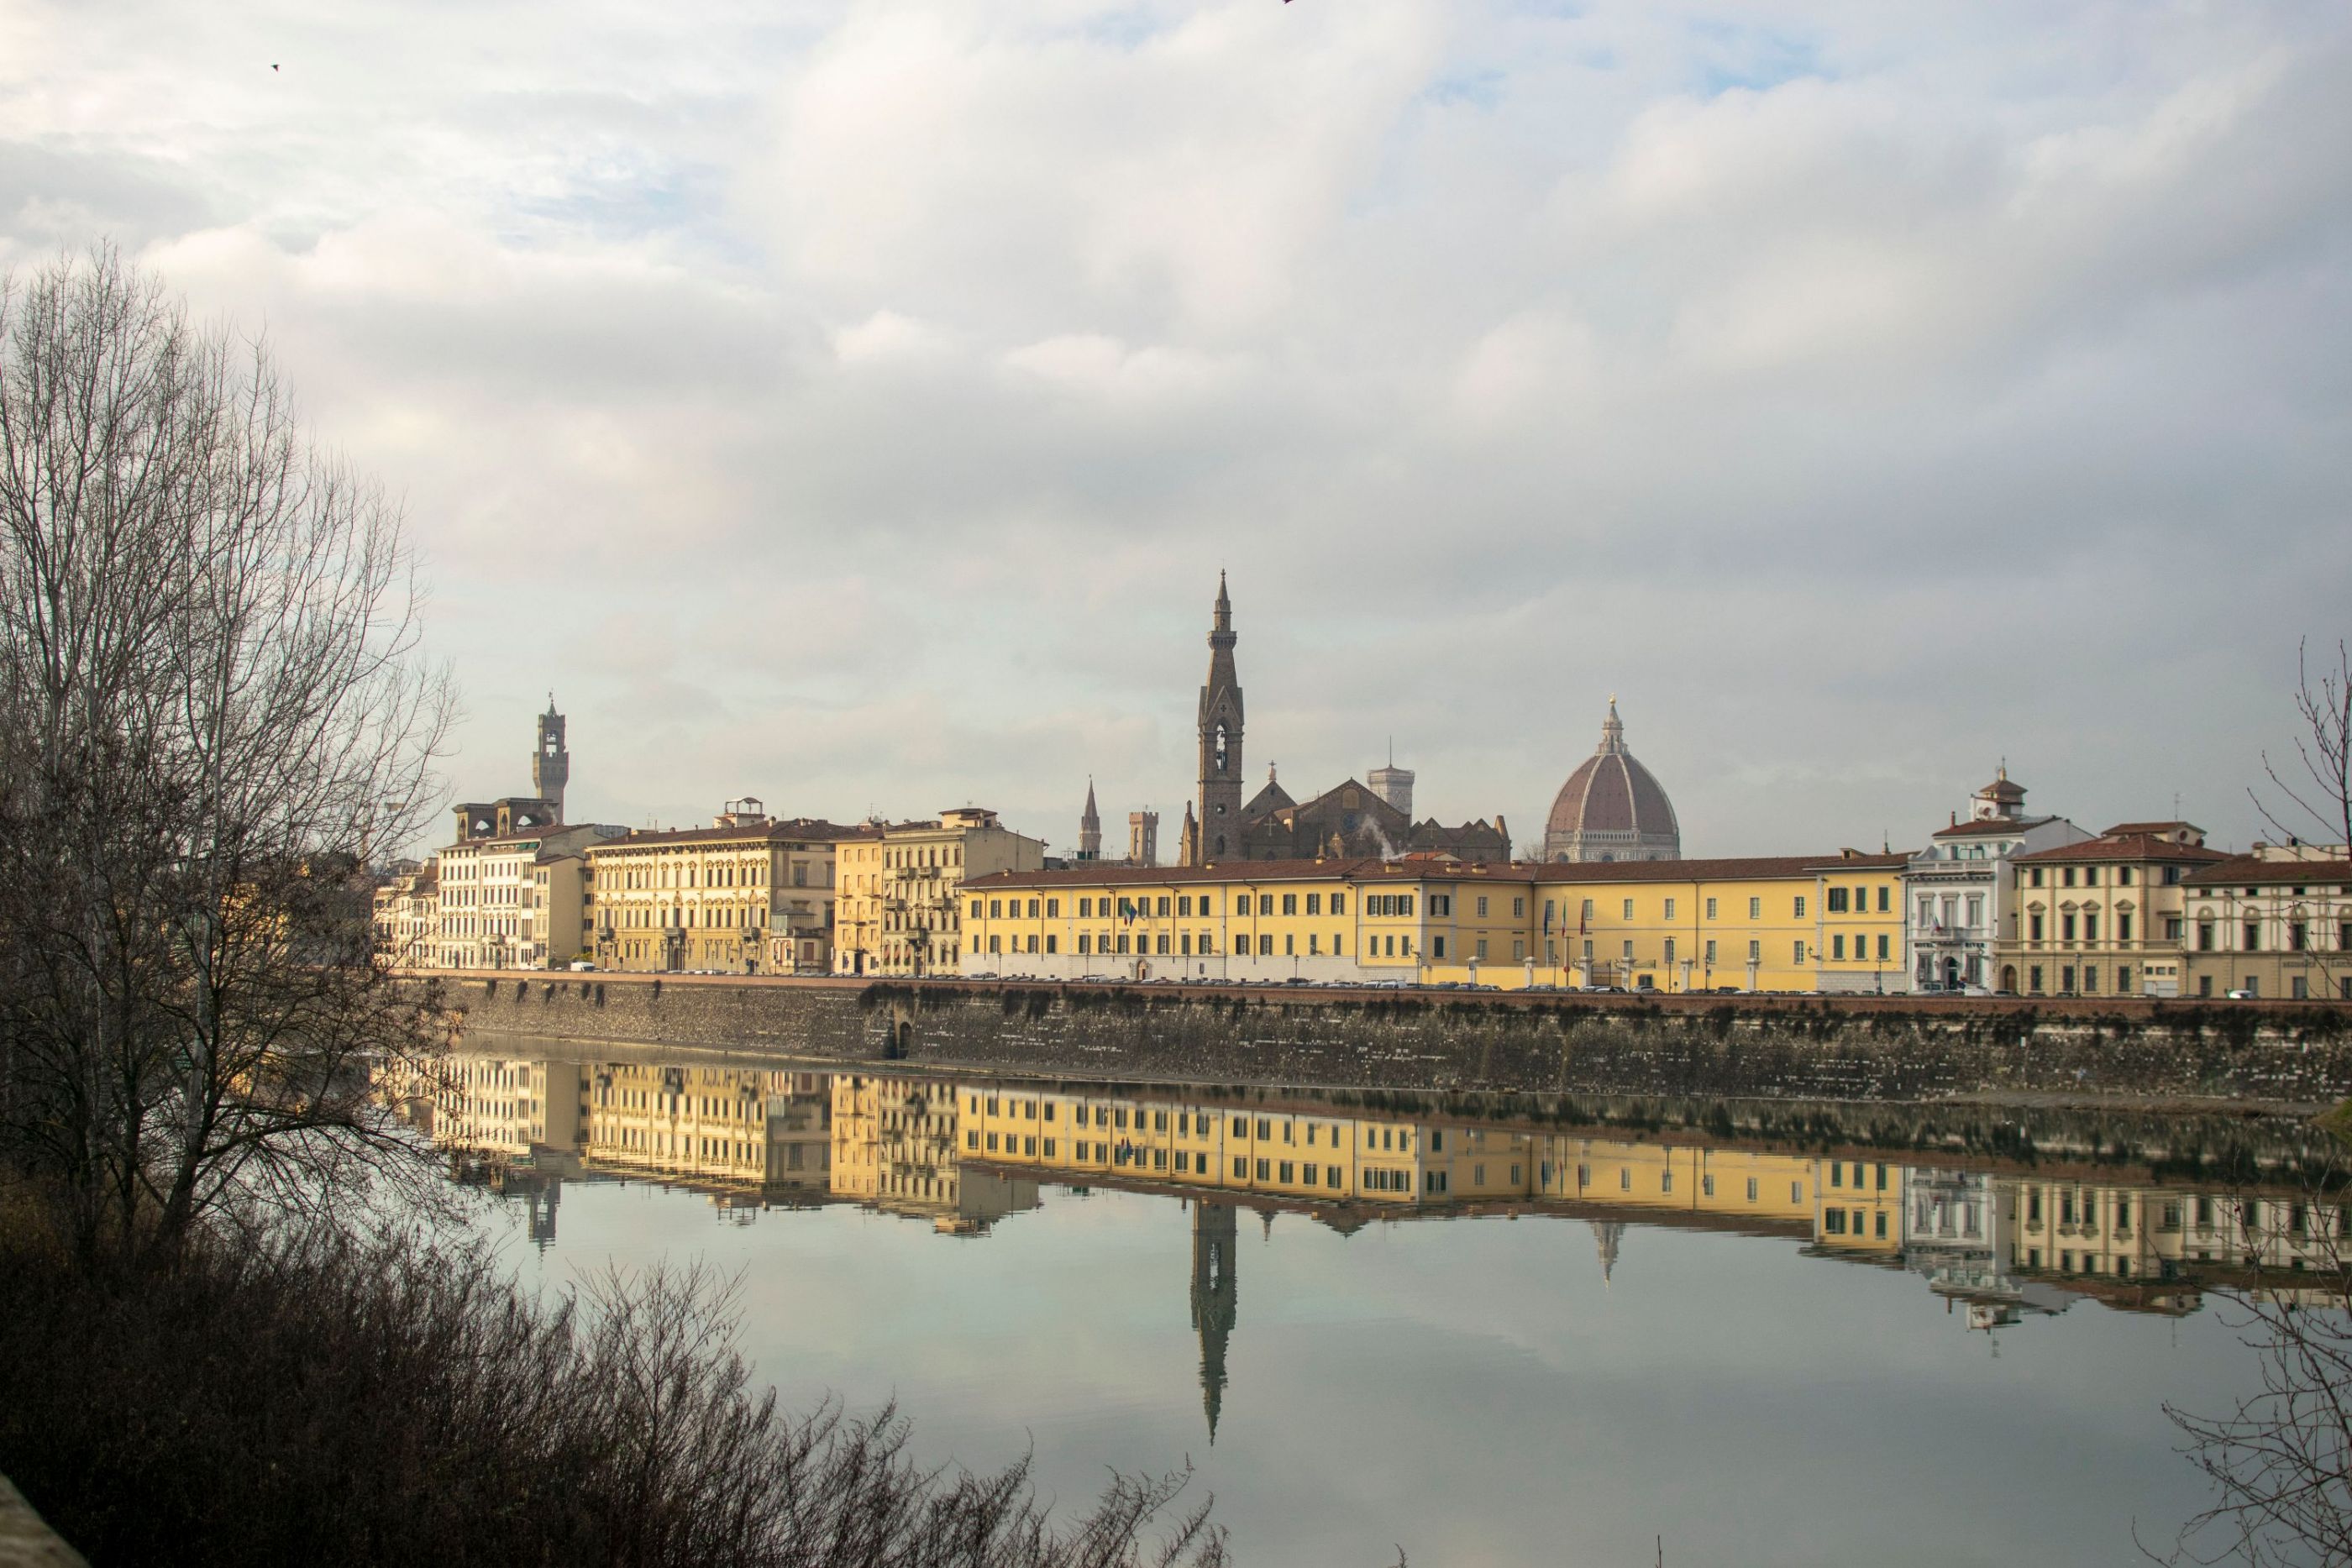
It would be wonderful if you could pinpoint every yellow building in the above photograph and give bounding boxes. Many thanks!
[1527,852,1909,994]
[587,802,872,973]
[828,1073,1038,1231]
[2001,822,2225,998]
[373,862,440,969]
[381,1055,590,1158]
[942,1077,1833,1235]
[2181,845,2352,1001]
[963,850,1908,992]
[1811,1156,1905,1256]
[585,1062,833,1195]
[832,808,1047,978]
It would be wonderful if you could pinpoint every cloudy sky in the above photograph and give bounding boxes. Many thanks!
[7,0,2348,858]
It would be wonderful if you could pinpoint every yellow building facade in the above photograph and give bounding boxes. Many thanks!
[832,807,1048,978]
[587,807,871,974]
[962,851,1910,993]
[585,1062,834,1196]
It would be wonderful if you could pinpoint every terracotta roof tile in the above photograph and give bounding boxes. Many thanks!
[969,857,1381,889]
[2183,855,2352,888]
[1932,815,2050,838]
[2013,834,2229,865]
[1532,854,1902,884]
[587,819,879,850]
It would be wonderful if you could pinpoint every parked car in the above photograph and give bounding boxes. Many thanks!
[2227,989,2257,1000]
[568,960,596,972]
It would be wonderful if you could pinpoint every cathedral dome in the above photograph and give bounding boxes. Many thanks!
[1542,700,1680,863]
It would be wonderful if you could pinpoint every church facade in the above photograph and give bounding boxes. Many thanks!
[1174,575,1510,866]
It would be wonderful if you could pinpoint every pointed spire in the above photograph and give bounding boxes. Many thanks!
[1591,1220,1624,1287]
[1079,777,1102,858]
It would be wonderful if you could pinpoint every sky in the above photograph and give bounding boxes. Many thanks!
[5,0,2349,859]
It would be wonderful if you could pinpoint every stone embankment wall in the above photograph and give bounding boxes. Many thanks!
[428,971,2352,1107]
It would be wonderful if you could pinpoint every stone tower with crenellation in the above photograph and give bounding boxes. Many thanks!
[533,695,569,821]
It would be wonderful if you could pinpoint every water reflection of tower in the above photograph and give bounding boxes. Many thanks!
[1590,1220,1624,1286]
[1191,1203,1237,1443]
[524,1177,559,1248]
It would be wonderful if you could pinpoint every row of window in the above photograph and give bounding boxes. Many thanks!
[2027,910,2136,942]
[597,859,809,890]
[977,891,1367,920]
[974,930,1432,959]
[2193,920,2352,953]
[966,1097,1419,1153]
[2024,864,2183,889]
[976,888,1899,929]
[2024,963,2138,995]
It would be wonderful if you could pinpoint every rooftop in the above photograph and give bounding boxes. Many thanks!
[2013,834,2229,865]
[965,852,1914,890]
[2183,855,2352,889]
[1932,815,2052,839]
[587,819,881,850]
[1535,852,1908,884]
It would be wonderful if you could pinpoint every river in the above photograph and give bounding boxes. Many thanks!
[396,1046,2344,1567]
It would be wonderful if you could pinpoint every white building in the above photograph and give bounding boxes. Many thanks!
[1902,768,2090,993]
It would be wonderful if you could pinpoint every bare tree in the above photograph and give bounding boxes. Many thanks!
[2257,639,2352,860]
[2246,638,2352,1005]
[2148,1175,2352,1568]
[0,246,456,1268]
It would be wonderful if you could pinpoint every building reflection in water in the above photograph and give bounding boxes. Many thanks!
[386,1057,2348,1432]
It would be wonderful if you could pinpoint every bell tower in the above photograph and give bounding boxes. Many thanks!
[533,695,569,821]
[1193,573,1244,863]
[1078,779,1102,860]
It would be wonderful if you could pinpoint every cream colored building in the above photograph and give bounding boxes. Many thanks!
[832,807,1047,978]
[2182,843,2352,1000]
[587,801,872,973]
[829,1072,1037,1232]
[434,823,624,970]
[372,862,440,969]
[585,1062,833,1197]
[2002,822,2226,998]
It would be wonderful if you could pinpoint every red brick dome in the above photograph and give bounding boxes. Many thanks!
[1543,700,1680,862]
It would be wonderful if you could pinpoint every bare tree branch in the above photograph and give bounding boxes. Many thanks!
[0,245,457,1267]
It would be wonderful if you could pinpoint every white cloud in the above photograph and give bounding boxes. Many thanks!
[3,0,2347,856]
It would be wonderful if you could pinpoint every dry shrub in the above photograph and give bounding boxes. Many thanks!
[0,1217,1224,1568]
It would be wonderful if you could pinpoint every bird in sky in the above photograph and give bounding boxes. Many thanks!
[271,63,280,71]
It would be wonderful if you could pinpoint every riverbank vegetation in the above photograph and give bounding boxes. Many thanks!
[0,1206,1223,1567]
[0,249,1221,1566]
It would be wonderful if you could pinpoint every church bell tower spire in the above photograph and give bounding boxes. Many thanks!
[1079,778,1102,860]
[1192,573,1244,863]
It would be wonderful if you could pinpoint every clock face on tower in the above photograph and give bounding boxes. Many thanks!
[1214,722,1229,773]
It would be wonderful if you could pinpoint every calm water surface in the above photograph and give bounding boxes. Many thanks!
[413,1049,2327,1568]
